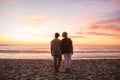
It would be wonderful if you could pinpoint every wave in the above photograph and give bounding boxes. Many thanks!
[74,51,120,53]
[0,50,49,53]
[0,50,120,53]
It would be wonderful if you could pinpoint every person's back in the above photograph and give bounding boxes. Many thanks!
[50,33,62,72]
[62,37,73,53]
[51,38,61,56]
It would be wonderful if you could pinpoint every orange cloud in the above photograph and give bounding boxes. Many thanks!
[89,18,120,33]
[91,18,120,24]
[69,35,86,38]
[75,31,120,39]
[86,32,120,38]
[88,18,120,38]
[89,24,120,33]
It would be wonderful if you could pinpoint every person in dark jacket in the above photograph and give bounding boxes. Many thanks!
[61,32,73,72]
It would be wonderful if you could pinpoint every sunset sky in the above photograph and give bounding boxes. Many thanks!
[0,0,120,45]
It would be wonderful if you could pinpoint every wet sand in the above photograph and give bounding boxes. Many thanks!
[0,59,120,80]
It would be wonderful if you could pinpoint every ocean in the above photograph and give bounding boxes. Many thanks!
[0,45,120,59]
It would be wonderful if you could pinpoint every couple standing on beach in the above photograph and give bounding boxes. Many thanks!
[51,32,73,73]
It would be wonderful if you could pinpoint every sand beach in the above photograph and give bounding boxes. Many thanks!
[0,59,120,80]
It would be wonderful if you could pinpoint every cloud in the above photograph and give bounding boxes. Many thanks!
[86,32,120,37]
[75,31,120,38]
[69,35,86,38]
[91,18,120,24]
[90,25,120,33]
[75,18,120,38]
[89,18,120,33]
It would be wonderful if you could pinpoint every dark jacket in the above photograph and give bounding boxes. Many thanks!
[61,37,73,54]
